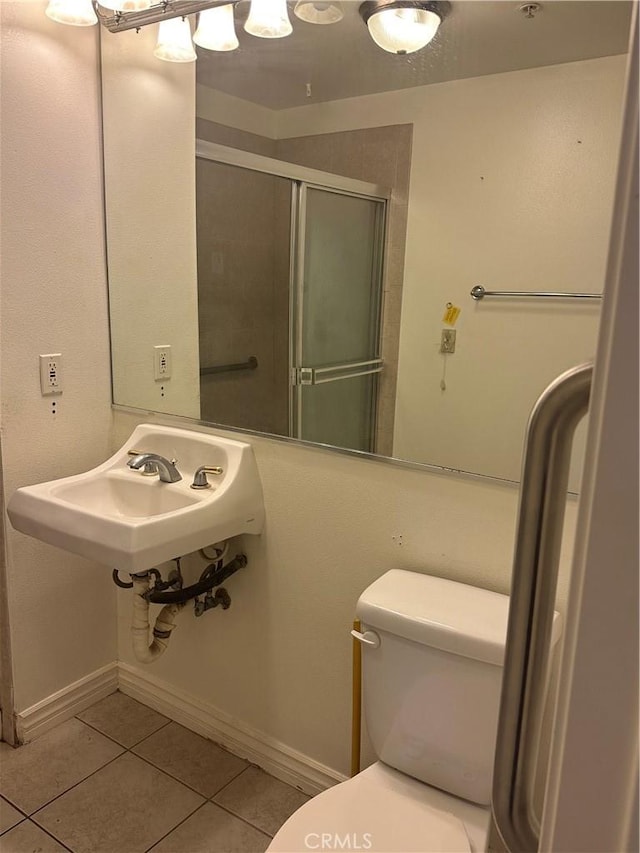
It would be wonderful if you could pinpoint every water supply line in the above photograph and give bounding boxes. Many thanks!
[122,550,248,663]
[131,574,183,664]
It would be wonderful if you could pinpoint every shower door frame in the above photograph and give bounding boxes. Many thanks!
[195,140,391,446]
[289,182,387,449]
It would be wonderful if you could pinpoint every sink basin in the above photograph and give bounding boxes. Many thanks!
[7,424,265,572]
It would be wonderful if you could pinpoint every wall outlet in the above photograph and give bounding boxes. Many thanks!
[153,345,172,380]
[39,354,62,395]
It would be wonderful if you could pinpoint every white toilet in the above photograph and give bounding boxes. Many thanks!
[269,570,561,853]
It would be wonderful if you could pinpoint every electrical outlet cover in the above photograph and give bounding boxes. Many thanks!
[153,345,172,380]
[39,354,62,395]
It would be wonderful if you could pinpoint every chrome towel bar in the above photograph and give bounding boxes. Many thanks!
[471,285,602,301]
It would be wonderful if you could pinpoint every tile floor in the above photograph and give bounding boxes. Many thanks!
[0,691,310,852]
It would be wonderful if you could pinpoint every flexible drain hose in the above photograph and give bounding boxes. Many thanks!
[131,575,181,664]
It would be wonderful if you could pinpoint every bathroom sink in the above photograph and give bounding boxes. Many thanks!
[52,473,201,518]
[7,424,265,572]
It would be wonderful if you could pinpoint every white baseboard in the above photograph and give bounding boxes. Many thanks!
[13,660,346,798]
[16,662,119,744]
[118,662,346,796]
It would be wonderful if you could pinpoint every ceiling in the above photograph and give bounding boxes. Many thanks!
[194,0,632,110]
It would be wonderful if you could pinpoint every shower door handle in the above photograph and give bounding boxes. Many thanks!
[292,359,384,386]
[491,362,592,853]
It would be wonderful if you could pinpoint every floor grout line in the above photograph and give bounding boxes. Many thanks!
[126,747,247,804]
[209,799,275,840]
[126,752,279,840]
[75,713,172,751]
[126,718,173,749]
[0,793,29,820]
[0,816,26,838]
[207,764,251,801]
[142,800,210,853]
[27,817,76,853]
[30,751,125,821]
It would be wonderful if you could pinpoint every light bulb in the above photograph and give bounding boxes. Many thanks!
[193,5,239,52]
[366,5,441,54]
[244,0,292,39]
[154,16,197,63]
[98,0,152,10]
[294,1,343,24]
[45,0,98,26]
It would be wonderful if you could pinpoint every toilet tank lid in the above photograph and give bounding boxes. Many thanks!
[356,570,562,666]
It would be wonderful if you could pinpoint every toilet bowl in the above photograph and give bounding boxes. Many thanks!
[268,762,490,852]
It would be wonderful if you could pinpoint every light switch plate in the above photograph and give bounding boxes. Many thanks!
[440,329,456,354]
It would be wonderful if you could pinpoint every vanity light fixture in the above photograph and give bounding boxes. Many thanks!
[359,0,449,55]
[193,4,239,51]
[44,0,450,59]
[294,1,344,25]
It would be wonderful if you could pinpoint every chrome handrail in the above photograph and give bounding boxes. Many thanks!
[492,362,592,853]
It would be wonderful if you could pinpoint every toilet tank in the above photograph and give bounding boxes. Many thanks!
[356,570,558,806]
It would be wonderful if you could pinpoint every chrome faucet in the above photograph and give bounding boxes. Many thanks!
[127,453,182,483]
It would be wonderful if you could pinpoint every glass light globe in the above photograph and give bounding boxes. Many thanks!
[244,0,293,39]
[45,0,98,26]
[367,6,441,54]
[193,5,239,52]
[294,1,343,25]
[98,0,152,10]
[154,16,197,63]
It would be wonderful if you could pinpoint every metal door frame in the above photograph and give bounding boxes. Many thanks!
[289,181,387,449]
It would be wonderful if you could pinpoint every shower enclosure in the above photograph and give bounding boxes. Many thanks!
[196,141,388,454]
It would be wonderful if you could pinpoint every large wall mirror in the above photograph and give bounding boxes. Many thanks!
[101,0,632,489]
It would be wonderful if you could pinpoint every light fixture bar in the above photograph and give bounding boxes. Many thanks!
[95,0,234,33]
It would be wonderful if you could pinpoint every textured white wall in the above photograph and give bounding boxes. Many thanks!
[113,408,579,778]
[103,26,200,419]
[276,57,627,489]
[0,2,117,712]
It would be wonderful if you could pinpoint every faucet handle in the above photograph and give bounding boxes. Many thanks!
[190,465,224,490]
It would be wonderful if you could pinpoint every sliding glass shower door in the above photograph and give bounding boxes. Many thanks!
[291,185,386,452]
[196,144,387,453]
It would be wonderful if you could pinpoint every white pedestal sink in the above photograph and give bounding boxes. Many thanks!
[7,424,265,572]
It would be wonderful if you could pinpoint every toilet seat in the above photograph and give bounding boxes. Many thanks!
[268,763,490,853]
